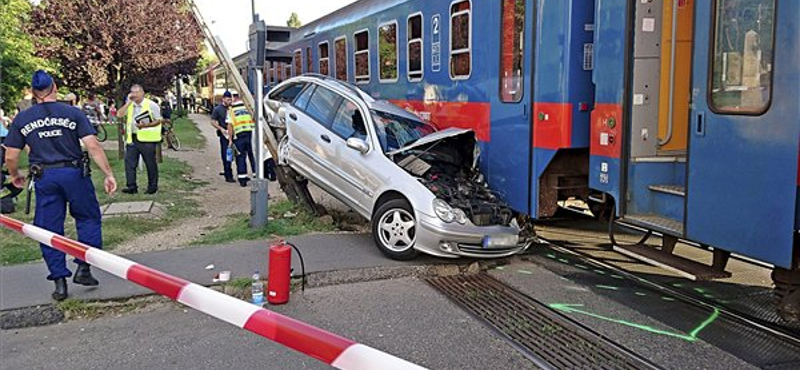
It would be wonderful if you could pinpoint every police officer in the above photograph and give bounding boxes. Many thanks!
[210,91,234,183]
[3,70,117,301]
[227,95,256,187]
[117,84,163,194]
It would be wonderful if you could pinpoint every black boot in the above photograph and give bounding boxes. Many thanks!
[73,264,99,286]
[52,278,68,301]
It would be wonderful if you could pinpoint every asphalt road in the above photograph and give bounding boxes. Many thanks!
[0,277,537,370]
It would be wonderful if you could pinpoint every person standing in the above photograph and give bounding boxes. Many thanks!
[82,93,107,125]
[3,70,117,301]
[211,91,234,183]
[116,84,163,195]
[227,95,256,187]
[13,87,35,119]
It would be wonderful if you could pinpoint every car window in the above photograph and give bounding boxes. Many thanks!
[371,110,437,152]
[304,86,342,129]
[293,84,316,110]
[268,82,307,102]
[331,100,368,140]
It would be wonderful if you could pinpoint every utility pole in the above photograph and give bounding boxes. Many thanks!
[249,16,269,228]
[187,0,317,219]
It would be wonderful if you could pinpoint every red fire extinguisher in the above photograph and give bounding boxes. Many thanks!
[267,241,305,305]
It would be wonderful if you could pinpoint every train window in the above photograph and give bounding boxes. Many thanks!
[709,0,775,115]
[450,0,472,79]
[500,0,525,102]
[335,37,348,81]
[407,13,424,82]
[284,64,291,80]
[354,30,370,84]
[268,62,274,85]
[294,50,302,76]
[319,42,330,76]
[379,21,399,82]
[307,46,313,74]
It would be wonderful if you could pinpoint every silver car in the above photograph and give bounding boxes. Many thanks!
[266,75,531,260]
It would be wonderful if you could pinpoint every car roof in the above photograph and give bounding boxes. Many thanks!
[289,74,424,122]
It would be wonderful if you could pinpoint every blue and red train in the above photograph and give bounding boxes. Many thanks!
[213,0,799,318]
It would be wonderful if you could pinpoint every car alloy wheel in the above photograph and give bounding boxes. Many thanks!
[372,198,418,260]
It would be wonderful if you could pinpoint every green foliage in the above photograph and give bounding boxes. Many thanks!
[171,116,205,149]
[28,0,204,100]
[287,12,302,28]
[227,277,255,290]
[0,117,206,265]
[194,200,335,245]
[195,46,217,74]
[172,108,188,119]
[0,0,52,112]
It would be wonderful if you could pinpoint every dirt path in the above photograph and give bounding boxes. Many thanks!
[111,114,287,254]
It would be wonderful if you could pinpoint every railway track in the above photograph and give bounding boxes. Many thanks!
[530,216,800,370]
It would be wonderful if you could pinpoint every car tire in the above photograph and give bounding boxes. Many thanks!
[372,199,418,260]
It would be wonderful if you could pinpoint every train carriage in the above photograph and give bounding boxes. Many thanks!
[264,0,799,317]
[274,0,595,221]
[588,0,799,314]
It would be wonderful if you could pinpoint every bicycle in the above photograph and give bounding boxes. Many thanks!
[90,118,108,142]
[162,120,181,151]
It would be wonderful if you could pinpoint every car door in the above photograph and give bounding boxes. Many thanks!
[685,0,798,267]
[284,84,347,197]
[322,98,377,214]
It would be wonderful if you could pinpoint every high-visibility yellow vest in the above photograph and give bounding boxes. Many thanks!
[127,98,161,144]
[229,102,254,135]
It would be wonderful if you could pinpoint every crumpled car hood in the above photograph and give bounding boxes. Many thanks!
[386,128,474,156]
[388,128,516,227]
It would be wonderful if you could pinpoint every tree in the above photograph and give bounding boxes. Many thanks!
[195,45,217,74]
[28,0,203,103]
[0,0,52,113]
[287,12,302,28]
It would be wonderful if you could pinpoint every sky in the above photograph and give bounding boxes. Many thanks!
[194,0,359,57]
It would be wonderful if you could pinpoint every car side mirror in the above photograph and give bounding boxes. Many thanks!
[346,137,369,154]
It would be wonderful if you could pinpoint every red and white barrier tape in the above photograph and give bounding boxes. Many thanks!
[0,215,427,370]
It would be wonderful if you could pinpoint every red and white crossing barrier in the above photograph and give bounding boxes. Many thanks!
[0,215,427,370]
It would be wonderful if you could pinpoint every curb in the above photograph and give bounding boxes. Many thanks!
[1,259,510,330]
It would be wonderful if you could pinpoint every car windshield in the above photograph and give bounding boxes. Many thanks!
[371,110,437,152]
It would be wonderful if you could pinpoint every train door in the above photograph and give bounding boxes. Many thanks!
[623,0,694,235]
[686,0,798,267]
[487,0,533,213]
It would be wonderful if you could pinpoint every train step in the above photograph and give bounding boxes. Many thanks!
[648,184,685,197]
[622,214,683,236]
[613,243,732,281]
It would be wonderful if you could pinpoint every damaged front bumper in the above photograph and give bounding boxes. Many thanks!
[415,211,531,258]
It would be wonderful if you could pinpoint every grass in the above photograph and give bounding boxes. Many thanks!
[103,116,204,150]
[227,277,256,290]
[170,117,205,149]
[57,296,171,321]
[0,118,206,265]
[194,200,336,245]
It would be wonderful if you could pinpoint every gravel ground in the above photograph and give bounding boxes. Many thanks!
[111,114,352,255]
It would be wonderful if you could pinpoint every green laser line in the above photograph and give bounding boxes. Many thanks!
[689,308,720,338]
[549,303,721,343]
[595,285,620,291]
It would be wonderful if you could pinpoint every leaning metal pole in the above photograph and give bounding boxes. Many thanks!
[250,69,268,228]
